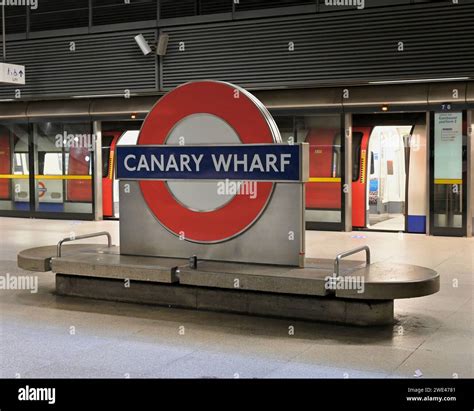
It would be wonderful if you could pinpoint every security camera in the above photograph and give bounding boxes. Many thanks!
[135,34,152,56]
[157,33,169,56]
[135,33,169,57]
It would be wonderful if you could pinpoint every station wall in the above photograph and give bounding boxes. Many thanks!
[0,2,473,99]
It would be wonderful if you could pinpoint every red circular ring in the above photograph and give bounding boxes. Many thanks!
[138,81,275,243]
[38,181,46,198]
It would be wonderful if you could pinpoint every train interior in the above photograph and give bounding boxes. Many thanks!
[352,113,427,232]
[364,125,410,231]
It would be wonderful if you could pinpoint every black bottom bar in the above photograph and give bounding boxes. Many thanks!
[1,379,473,410]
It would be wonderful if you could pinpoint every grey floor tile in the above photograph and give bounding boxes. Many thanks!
[391,349,473,379]
[146,350,286,379]
[265,361,388,379]
[291,344,413,374]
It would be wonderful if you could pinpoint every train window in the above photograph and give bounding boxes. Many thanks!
[43,153,63,175]
[37,152,46,175]
[37,152,61,176]
[14,153,29,174]
[102,149,110,178]
[352,132,363,182]
[333,132,342,178]
[102,135,114,178]
[370,151,375,175]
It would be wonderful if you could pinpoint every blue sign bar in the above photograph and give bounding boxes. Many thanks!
[116,145,301,181]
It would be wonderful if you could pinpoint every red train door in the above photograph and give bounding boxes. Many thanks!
[352,127,371,228]
[0,132,11,200]
[67,147,92,202]
[102,132,121,217]
[305,128,341,211]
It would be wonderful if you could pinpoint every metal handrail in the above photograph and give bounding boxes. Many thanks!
[56,231,112,257]
[333,245,371,277]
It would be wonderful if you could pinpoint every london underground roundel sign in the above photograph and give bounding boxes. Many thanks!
[137,81,282,243]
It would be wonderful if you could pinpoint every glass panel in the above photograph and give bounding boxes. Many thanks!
[0,123,30,212]
[296,114,342,225]
[432,112,465,229]
[32,122,94,215]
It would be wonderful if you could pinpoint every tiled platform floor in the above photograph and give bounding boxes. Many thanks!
[0,217,472,378]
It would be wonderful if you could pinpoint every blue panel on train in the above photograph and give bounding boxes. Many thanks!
[14,202,30,211]
[369,179,378,192]
[407,215,426,233]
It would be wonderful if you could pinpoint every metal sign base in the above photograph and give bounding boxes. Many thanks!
[119,181,305,267]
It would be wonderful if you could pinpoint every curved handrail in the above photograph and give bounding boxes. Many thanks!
[56,231,112,257]
[333,245,371,277]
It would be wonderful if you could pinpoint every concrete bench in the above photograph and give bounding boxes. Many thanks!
[17,244,439,326]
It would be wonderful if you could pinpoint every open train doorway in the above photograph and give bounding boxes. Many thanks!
[352,113,427,233]
[366,125,409,230]
[101,121,142,219]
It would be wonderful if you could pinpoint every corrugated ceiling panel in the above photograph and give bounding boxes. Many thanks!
[0,30,158,99]
[92,0,157,26]
[236,0,315,11]
[161,2,474,89]
[30,0,90,31]
[4,5,27,34]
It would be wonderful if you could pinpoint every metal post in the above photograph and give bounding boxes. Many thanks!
[189,255,197,269]
[93,121,103,221]
[344,113,353,232]
[57,231,112,257]
[333,245,371,277]
[467,110,473,237]
[425,111,431,236]
[2,2,6,62]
